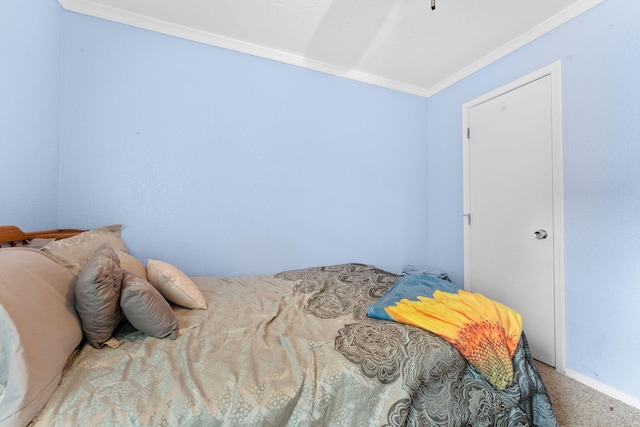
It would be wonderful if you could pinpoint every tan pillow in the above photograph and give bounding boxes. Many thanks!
[42,225,128,275]
[117,250,147,279]
[147,259,207,310]
[0,248,82,427]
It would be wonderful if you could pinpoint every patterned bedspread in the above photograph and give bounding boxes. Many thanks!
[30,264,557,426]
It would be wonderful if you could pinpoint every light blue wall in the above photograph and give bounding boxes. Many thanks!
[58,12,431,277]
[426,0,640,400]
[0,0,62,229]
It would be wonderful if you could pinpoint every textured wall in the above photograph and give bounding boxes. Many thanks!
[58,12,431,277]
[0,0,62,229]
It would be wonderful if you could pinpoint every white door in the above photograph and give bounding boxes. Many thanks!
[463,66,564,368]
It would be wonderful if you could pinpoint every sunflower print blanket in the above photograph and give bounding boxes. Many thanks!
[368,274,522,390]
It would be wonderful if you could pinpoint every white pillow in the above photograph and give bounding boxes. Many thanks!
[146,260,207,310]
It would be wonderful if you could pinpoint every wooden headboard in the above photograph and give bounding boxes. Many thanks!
[0,226,84,248]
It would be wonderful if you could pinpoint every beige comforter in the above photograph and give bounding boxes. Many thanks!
[29,264,556,426]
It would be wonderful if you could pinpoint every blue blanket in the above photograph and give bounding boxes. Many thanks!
[366,274,460,322]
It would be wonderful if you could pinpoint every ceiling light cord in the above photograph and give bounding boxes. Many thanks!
[431,0,436,10]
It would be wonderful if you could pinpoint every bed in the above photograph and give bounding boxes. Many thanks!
[0,225,558,426]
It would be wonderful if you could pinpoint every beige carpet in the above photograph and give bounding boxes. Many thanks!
[534,361,640,426]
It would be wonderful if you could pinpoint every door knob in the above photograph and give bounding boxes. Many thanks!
[534,229,548,240]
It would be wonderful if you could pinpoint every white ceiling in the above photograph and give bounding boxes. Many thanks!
[59,0,604,97]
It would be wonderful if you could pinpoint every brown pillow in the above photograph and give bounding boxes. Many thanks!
[75,244,124,348]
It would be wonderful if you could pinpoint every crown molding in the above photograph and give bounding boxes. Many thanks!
[426,0,606,96]
[59,0,605,98]
[57,0,431,97]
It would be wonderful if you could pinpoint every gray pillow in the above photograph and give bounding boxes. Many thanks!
[120,272,179,339]
[26,237,55,249]
[75,244,124,348]
[0,248,82,427]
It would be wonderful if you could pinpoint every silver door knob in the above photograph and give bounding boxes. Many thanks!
[534,229,548,239]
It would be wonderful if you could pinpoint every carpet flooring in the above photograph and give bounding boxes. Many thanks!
[534,361,640,426]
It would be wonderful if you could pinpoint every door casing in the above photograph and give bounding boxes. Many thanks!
[462,61,565,373]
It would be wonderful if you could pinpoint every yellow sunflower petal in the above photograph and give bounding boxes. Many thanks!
[386,298,471,342]
[385,290,523,390]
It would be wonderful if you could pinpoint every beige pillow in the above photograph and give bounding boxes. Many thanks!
[0,248,82,427]
[42,225,128,275]
[117,250,147,279]
[147,259,207,310]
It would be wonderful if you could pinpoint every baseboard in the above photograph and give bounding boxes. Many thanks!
[564,368,640,410]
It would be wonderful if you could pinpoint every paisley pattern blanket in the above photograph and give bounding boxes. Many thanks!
[30,264,557,426]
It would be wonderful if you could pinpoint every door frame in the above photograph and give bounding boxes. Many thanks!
[461,61,565,372]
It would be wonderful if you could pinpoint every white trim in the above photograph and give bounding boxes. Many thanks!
[58,0,605,98]
[549,63,566,375]
[57,0,432,97]
[461,61,565,372]
[565,368,640,410]
[426,0,606,96]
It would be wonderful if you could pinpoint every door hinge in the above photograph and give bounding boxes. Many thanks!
[467,127,470,139]
[463,213,471,225]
